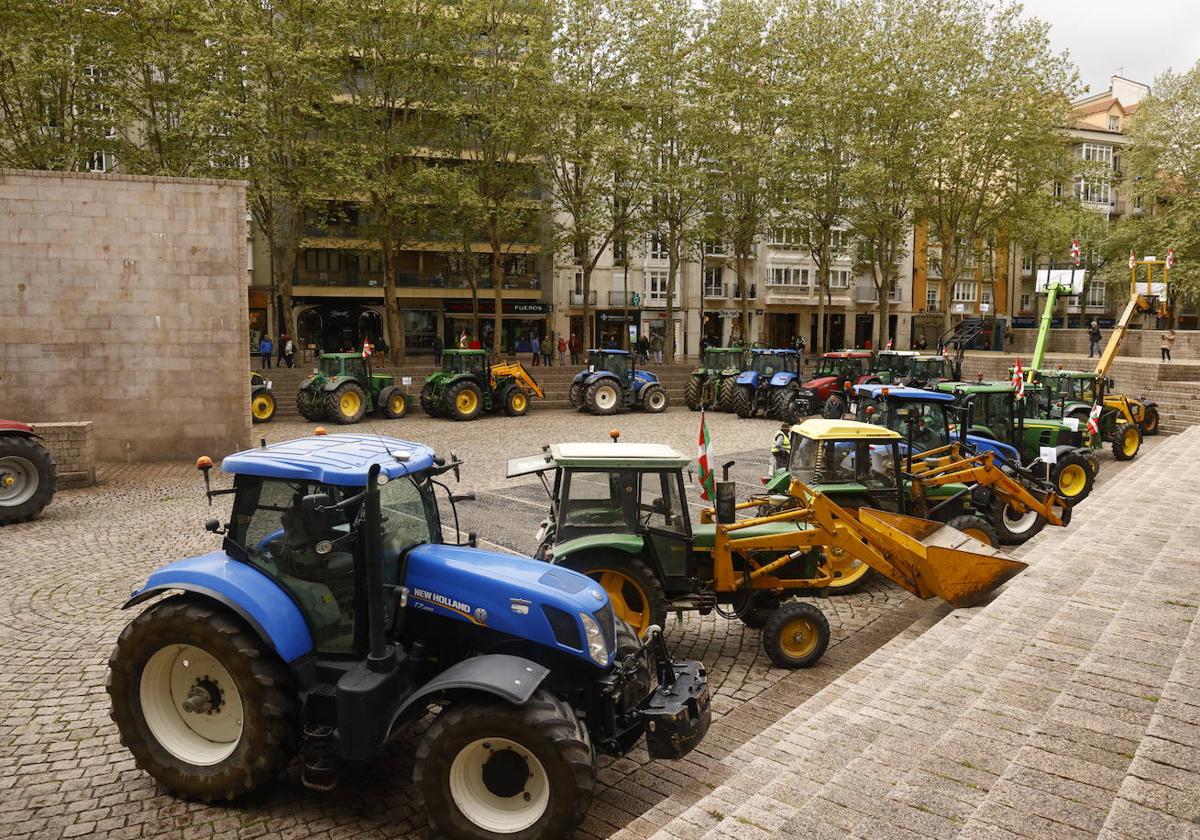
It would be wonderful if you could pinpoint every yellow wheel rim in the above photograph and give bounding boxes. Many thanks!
[1144,411,1158,432]
[591,570,651,635]
[339,391,361,416]
[251,395,274,419]
[1058,463,1087,497]
[512,393,527,412]
[390,394,406,416]
[827,553,870,589]
[778,617,820,659]
[962,527,993,547]
[1122,428,1139,456]
[456,390,478,414]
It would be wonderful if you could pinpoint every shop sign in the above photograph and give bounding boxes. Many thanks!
[443,299,550,316]
[507,301,551,315]
[599,310,641,323]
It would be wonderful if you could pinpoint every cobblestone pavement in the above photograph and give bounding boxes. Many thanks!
[0,408,1155,839]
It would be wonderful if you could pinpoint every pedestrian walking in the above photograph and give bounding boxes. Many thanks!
[531,334,541,366]
[432,333,443,366]
[651,332,663,364]
[557,335,567,366]
[541,334,553,366]
[1087,320,1102,358]
[1162,329,1176,363]
[283,335,295,368]
[259,336,273,369]
[569,333,581,365]
[635,334,648,364]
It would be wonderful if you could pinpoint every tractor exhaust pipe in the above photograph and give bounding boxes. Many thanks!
[364,463,394,671]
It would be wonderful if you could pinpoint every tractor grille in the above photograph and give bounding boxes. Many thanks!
[542,605,582,649]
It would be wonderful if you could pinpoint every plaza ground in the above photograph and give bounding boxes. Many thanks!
[0,407,1167,838]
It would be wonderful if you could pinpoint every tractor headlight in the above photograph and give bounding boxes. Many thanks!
[579,612,610,665]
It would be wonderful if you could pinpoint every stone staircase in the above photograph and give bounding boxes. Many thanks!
[634,427,1200,839]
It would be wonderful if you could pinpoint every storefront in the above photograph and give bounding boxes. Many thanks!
[248,291,269,353]
[764,312,803,348]
[295,302,386,356]
[596,310,641,348]
[443,299,551,354]
[910,313,943,351]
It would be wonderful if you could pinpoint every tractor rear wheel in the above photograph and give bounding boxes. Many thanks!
[822,394,846,419]
[1112,422,1141,461]
[717,377,737,411]
[762,601,830,669]
[415,690,595,840]
[989,498,1046,545]
[1052,453,1094,504]
[769,388,791,420]
[642,384,668,413]
[250,389,276,423]
[296,390,324,422]
[420,383,444,417]
[586,380,621,416]
[0,434,57,525]
[446,380,484,421]
[568,382,585,409]
[504,387,530,417]
[327,383,368,424]
[559,556,666,637]
[106,597,299,801]
[1141,405,1160,436]
[684,377,701,411]
[732,385,754,419]
[377,386,408,420]
[946,514,999,547]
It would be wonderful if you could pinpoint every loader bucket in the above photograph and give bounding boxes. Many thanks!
[856,508,1027,607]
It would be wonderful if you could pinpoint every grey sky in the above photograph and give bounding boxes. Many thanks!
[1020,0,1200,97]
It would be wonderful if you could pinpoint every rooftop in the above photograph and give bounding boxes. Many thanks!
[220,433,437,486]
[548,442,691,468]
[855,384,955,402]
[793,418,901,441]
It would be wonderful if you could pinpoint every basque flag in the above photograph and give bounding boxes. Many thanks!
[1087,403,1102,437]
[1011,358,1025,400]
[697,410,716,501]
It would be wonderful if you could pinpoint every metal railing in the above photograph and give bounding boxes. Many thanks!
[570,290,597,306]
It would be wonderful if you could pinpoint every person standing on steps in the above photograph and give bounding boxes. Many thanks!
[651,331,663,365]
[259,335,273,369]
[530,334,541,366]
[557,334,567,366]
[1087,320,1102,358]
[1162,329,1176,363]
[569,333,580,365]
[283,335,295,368]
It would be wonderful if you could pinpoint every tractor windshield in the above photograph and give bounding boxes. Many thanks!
[602,353,629,380]
[445,353,486,374]
[558,469,639,534]
[1050,375,1096,404]
[815,356,867,378]
[859,399,950,454]
[703,350,740,371]
[788,435,899,489]
[751,353,793,375]
[319,357,343,377]
[877,354,914,376]
[912,358,950,381]
[967,392,1014,443]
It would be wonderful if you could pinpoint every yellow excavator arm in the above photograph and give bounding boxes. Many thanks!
[490,361,544,398]
[1094,256,1171,380]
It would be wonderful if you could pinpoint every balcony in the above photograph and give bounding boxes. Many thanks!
[570,290,597,306]
[733,284,757,300]
[642,293,679,309]
[856,286,903,304]
[295,270,541,290]
[703,283,728,299]
[608,290,637,307]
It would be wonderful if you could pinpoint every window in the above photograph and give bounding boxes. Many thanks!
[640,471,686,535]
[646,269,673,304]
[981,287,993,307]
[953,281,977,303]
[1021,254,1034,272]
[573,271,584,296]
[768,266,808,287]
[703,240,725,257]
[768,228,803,250]
[648,233,668,261]
[926,286,940,311]
[304,250,340,273]
[1108,115,1120,131]
[829,229,850,256]
[1052,181,1063,197]
[1079,143,1114,166]
[1020,293,1031,312]
[703,267,724,297]
[612,238,628,265]
[1086,283,1105,308]
[1075,179,1111,204]
[829,269,851,289]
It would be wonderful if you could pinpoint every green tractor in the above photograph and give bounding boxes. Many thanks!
[419,349,543,421]
[297,353,409,424]
[1026,369,1148,462]
[684,347,747,411]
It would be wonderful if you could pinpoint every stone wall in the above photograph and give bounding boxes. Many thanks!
[1009,327,1200,358]
[0,170,249,461]
[35,422,96,488]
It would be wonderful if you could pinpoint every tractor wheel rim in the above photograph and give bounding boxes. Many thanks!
[1122,429,1138,455]
[1058,464,1087,497]
[963,527,993,546]
[252,396,273,419]
[0,455,38,506]
[648,391,665,409]
[1001,504,1040,535]
[512,393,527,411]
[390,394,405,415]
[1145,412,1158,431]
[139,644,244,766]
[449,737,549,834]
[779,616,819,658]
[592,570,651,634]
[827,553,869,588]
[340,392,361,416]
[595,387,617,409]
[457,391,478,413]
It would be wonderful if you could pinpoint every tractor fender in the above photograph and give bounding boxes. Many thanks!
[388,654,550,734]
[552,532,645,559]
[633,369,659,385]
[735,370,759,387]
[769,371,796,387]
[583,371,621,389]
[800,375,837,396]
[298,375,318,391]
[321,377,350,392]
[1139,397,1158,409]
[570,370,589,387]
[121,550,314,664]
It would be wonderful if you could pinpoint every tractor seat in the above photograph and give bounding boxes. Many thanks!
[691,520,810,551]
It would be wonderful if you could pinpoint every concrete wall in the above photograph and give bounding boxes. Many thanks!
[0,170,250,461]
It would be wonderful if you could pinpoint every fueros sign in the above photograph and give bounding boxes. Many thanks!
[443,299,550,315]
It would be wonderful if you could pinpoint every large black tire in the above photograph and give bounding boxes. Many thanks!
[420,383,444,417]
[296,390,325,422]
[0,434,57,525]
[762,601,830,669]
[684,377,701,411]
[568,382,585,410]
[326,382,368,424]
[641,384,668,413]
[1112,421,1141,461]
[559,555,666,637]
[504,386,531,417]
[106,597,299,801]
[1051,452,1094,505]
[1141,405,1160,436]
[822,393,846,419]
[732,385,754,419]
[988,497,1047,545]
[769,388,792,420]
[585,379,622,416]
[945,514,1000,547]
[414,690,596,840]
[717,377,737,412]
[250,389,276,424]
[446,380,484,421]
[377,386,408,420]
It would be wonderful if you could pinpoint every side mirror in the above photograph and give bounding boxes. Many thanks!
[300,493,333,524]
[205,518,222,534]
[467,532,478,548]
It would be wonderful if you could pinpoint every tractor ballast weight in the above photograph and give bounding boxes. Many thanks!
[108,434,709,839]
[297,353,408,424]
[0,420,57,525]
[568,349,669,415]
[250,372,276,423]
[785,350,876,422]
[420,349,543,421]
[731,348,801,419]
[684,347,747,411]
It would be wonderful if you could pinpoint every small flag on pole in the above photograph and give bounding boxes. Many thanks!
[1167,248,1176,270]
[1129,251,1137,270]
[886,337,894,350]
[362,340,373,359]
[697,409,716,501]
[1011,358,1025,400]
[1087,403,1102,437]
[1070,239,1081,267]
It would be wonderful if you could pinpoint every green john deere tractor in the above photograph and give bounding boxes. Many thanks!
[684,347,746,411]
[297,353,409,424]
[419,349,543,421]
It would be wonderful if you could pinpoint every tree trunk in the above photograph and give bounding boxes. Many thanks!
[873,262,887,350]
[491,247,503,358]
[816,240,828,355]
[381,226,405,363]
[940,237,956,335]
[666,230,679,361]
[581,252,594,348]
[736,253,749,344]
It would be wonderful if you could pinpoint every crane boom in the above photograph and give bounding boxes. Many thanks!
[1093,256,1171,380]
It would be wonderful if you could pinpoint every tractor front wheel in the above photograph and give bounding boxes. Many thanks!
[642,384,668,413]
[377,386,408,420]
[560,556,666,637]
[250,389,276,423]
[0,434,57,525]
[946,514,999,547]
[1052,453,1094,504]
[717,377,737,411]
[825,551,874,594]
[1112,422,1141,461]
[732,385,753,419]
[822,394,846,419]
[568,382,585,410]
[504,387,530,417]
[684,377,701,411]
[989,498,1046,545]
[327,383,368,424]
[586,380,621,416]
[106,597,299,801]
[446,381,484,421]
[762,601,830,669]
[415,690,595,840]
[1141,405,1160,436]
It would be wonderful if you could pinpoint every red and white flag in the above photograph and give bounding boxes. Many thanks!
[1167,248,1176,270]
[1011,358,1025,400]
[886,338,894,350]
[1129,251,1137,270]
[1087,403,1102,437]
[697,410,716,501]
[1071,239,1081,267]
[362,340,373,359]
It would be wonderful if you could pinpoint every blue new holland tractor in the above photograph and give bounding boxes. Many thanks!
[730,348,801,419]
[568,349,669,415]
[107,434,709,839]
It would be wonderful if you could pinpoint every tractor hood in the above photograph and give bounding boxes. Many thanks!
[735,370,760,387]
[769,371,797,387]
[801,375,837,390]
[405,543,617,667]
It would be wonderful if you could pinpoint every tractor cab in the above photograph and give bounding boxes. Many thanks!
[318,352,368,381]
[749,348,799,376]
[786,419,907,513]
[441,348,488,374]
[588,348,632,382]
[702,347,745,374]
[872,350,919,384]
[909,354,959,388]
[812,351,872,381]
[853,384,959,455]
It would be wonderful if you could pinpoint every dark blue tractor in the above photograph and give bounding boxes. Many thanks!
[107,434,709,839]
[568,349,669,415]
[730,348,801,418]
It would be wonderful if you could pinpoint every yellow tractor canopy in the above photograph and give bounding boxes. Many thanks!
[792,418,901,441]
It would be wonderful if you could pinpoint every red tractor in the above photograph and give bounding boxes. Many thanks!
[0,421,57,525]
[783,350,877,422]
